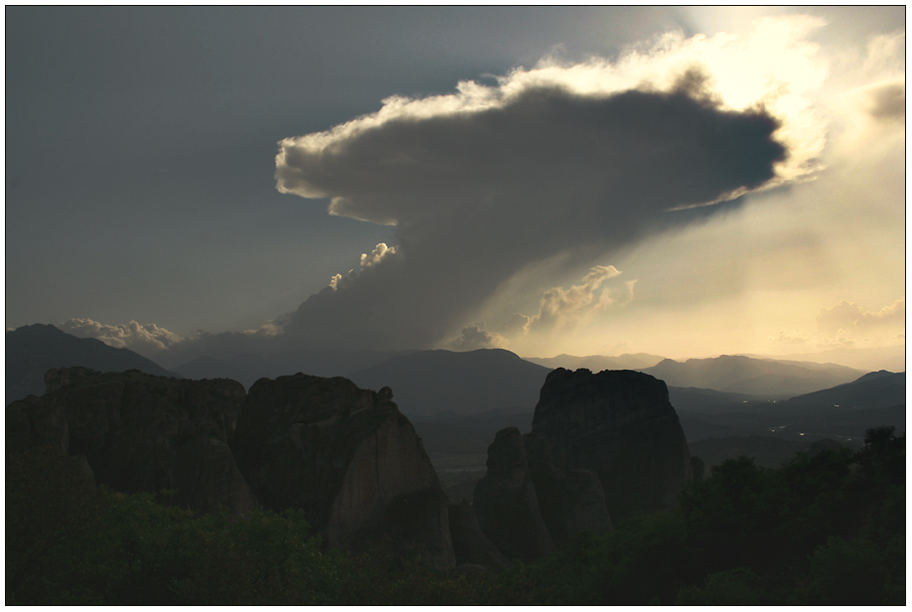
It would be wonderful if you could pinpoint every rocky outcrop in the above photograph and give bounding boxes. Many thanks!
[473,427,553,560]
[690,456,705,482]
[7,367,255,514]
[471,367,690,562]
[232,374,454,567]
[8,367,458,565]
[525,433,613,542]
[530,368,691,522]
[8,367,474,566]
[472,426,611,559]
[448,500,511,570]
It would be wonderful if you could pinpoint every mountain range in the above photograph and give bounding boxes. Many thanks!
[350,348,549,419]
[171,348,408,388]
[6,324,176,404]
[644,354,864,397]
[7,325,903,474]
[524,352,664,372]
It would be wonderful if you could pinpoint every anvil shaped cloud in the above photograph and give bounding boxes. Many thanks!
[275,71,787,349]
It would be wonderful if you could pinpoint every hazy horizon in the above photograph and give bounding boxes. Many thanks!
[6,7,905,367]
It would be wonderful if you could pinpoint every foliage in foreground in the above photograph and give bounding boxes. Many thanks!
[6,427,904,605]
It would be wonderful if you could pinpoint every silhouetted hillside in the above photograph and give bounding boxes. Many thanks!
[779,370,905,414]
[667,386,772,441]
[172,355,264,386]
[172,349,406,388]
[753,345,905,373]
[524,352,665,372]
[644,355,863,397]
[669,385,766,414]
[763,370,906,439]
[673,371,904,467]
[350,348,549,419]
[6,324,175,403]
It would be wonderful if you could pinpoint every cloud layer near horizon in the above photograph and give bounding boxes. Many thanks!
[59,318,184,353]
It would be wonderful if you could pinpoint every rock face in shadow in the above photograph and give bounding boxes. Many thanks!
[471,367,690,562]
[473,427,553,560]
[531,368,692,522]
[448,501,511,570]
[8,367,465,567]
[7,367,254,514]
[524,433,613,542]
[232,374,454,567]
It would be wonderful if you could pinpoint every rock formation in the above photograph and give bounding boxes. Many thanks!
[530,368,692,522]
[8,362,692,569]
[7,367,254,514]
[8,367,471,567]
[525,433,613,542]
[448,501,511,570]
[472,367,691,561]
[231,373,454,566]
[473,427,553,560]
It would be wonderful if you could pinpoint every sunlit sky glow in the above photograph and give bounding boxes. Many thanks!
[6,6,905,367]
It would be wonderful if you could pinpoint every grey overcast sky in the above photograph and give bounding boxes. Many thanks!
[5,6,906,361]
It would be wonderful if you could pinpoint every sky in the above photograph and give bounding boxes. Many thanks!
[5,6,906,364]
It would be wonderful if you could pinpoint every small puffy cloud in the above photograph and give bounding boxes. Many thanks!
[817,298,905,335]
[59,318,184,353]
[360,242,398,269]
[328,273,345,291]
[522,265,635,334]
[770,331,809,346]
[816,299,904,349]
[448,325,509,351]
[329,242,399,291]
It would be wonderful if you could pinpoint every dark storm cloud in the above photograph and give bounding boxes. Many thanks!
[866,82,905,123]
[275,82,785,349]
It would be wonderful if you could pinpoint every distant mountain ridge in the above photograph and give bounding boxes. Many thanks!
[350,348,549,419]
[524,352,665,371]
[749,345,905,374]
[6,324,176,403]
[171,348,410,388]
[644,354,864,397]
[774,370,905,418]
[671,369,904,443]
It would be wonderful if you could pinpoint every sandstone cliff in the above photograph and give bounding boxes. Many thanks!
[7,367,254,514]
[8,367,457,566]
[232,374,454,566]
[530,368,692,521]
[524,432,613,541]
[473,427,553,560]
[472,367,691,560]
[448,500,511,570]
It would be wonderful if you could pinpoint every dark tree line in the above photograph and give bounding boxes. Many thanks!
[6,427,904,605]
